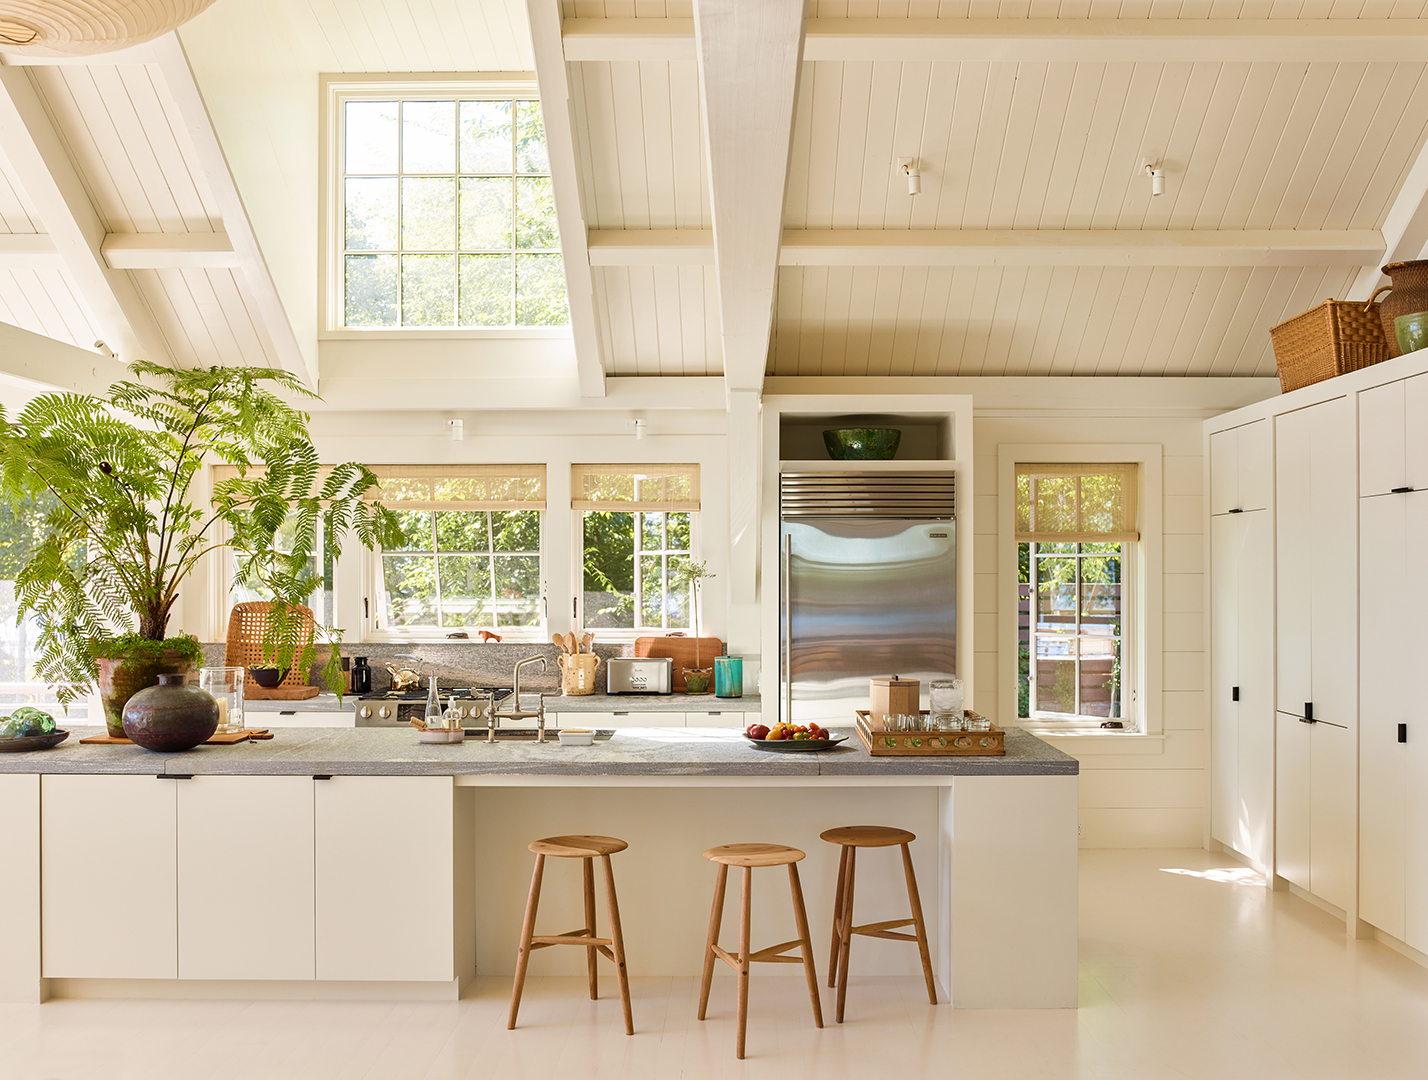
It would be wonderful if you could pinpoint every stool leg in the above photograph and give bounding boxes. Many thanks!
[583,856,599,1001]
[508,852,545,1030]
[736,865,752,1060]
[697,862,728,1021]
[835,846,856,1024]
[827,843,848,988]
[601,854,634,1036]
[787,862,824,1028]
[901,842,937,1005]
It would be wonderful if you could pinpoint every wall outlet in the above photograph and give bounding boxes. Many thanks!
[1077,823,1083,837]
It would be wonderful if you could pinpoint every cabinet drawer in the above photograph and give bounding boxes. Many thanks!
[550,710,686,728]
[686,710,751,728]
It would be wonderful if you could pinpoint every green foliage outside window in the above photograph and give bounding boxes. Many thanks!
[582,511,691,630]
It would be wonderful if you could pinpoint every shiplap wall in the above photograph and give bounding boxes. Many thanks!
[973,410,1215,848]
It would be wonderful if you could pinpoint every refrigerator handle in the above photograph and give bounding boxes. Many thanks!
[783,532,793,725]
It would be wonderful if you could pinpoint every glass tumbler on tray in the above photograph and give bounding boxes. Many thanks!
[929,677,964,730]
[199,666,245,734]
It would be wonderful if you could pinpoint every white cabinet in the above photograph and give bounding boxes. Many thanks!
[1273,398,1357,910]
[687,710,752,728]
[315,776,455,982]
[178,776,315,980]
[41,775,179,979]
[1209,419,1271,515]
[1209,508,1273,867]
[1358,373,1428,497]
[548,709,687,728]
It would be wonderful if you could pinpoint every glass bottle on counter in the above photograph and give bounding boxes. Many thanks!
[351,656,372,694]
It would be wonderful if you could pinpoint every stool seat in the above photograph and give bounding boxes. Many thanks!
[819,825,915,848]
[529,834,629,858]
[703,843,805,867]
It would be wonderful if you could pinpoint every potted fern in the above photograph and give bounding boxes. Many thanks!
[0,360,403,737]
[670,558,716,694]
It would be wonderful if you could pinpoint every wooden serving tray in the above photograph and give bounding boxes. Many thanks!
[243,685,320,700]
[855,711,1005,757]
[80,729,271,745]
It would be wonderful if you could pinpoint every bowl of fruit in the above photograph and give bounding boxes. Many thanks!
[743,720,847,752]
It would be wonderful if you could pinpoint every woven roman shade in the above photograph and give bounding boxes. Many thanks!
[366,465,546,510]
[1015,463,1139,543]
[571,463,700,512]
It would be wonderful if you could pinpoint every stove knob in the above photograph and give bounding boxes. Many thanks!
[378,705,392,719]
[358,705,372,719]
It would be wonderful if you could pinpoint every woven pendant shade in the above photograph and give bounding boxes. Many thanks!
[0,1,218,56]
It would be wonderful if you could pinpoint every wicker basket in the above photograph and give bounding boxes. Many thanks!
[1269,298,1388,393]
[223,601,317,696]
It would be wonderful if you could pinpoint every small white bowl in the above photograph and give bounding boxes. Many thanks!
[558,729,594,747]
[417,728,465,744]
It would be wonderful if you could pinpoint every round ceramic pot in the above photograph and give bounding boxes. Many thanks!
[122,674,218,752]
[95,649,194,739]
[683,668,713,694]
[1374,260,1428,358]
[822,427,902,460]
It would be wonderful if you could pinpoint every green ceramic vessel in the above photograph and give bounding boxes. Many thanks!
[822,427,902,460]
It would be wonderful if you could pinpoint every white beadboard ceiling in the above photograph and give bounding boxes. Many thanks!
[6,5,1428,389]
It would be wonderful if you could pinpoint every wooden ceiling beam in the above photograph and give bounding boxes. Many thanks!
[586,228,1384,268]
[564,17,1428,64]
[528,0,607,399]
[0,231,242,270]
[0,66,174,366]
[693,0,807,397]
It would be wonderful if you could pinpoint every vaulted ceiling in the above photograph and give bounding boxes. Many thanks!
[3,1,1428,400]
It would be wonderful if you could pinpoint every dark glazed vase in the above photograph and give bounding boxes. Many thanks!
[1374,260,1428,358]
[95,650,193,738]
[122,674,218,752]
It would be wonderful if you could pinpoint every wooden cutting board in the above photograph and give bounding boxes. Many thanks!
[244,685,320,700]
[80,729,271,745]
[632,636,724,692]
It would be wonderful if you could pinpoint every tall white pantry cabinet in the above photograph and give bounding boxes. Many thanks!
[1206,351,1428,961]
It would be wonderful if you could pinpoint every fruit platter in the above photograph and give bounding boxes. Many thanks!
[0,707,68,752]
[742,720,848,752]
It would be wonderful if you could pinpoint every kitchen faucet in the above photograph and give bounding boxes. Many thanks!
[488,655,552,743]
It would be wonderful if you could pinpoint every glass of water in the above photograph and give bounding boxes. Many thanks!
[930,677,964,730]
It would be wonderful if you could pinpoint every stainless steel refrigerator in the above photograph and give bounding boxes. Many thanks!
[779,472,957,724]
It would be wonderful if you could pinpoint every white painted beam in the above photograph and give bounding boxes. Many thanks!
[563,17,1428,64]
[150,34,315,386]
[0,233,61,269]
[1348,133,1428,301]
[694,0,806,397]
[0,66,174,365]
[0,320,128,398]
[101,231,240,269]
[586,228,1383,268]
[528,0,607,399]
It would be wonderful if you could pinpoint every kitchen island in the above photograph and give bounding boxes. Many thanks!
[0,726,1077,1012]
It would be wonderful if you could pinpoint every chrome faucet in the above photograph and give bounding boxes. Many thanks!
[489,655,552,743]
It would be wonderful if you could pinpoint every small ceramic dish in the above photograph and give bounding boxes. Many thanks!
[558,729,594,747]
[0,730,69,753]
[417,728,465,744]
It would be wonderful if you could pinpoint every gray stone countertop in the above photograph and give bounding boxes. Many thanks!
[243,692,761,715]
[0,725,1076,778]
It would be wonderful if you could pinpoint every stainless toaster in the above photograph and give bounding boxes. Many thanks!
[607,656,673,694]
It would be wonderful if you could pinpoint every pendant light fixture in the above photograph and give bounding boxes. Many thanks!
[0,1,219,57]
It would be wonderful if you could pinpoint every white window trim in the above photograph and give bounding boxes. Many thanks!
[319,72,551,338]
[572,509,702,645]
[997,444,1164,739]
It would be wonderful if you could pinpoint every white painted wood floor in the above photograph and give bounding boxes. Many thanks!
[4,849,1428,1079]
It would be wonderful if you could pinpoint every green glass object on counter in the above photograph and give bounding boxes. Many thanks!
[714,655,743,698]
[822,427,901,460]
[1395,311,1428,355]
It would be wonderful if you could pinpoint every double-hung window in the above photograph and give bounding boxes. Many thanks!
[369,466,546,634]
[337,89,568,328]
[573,464,700,633]
[1016,464,1138,723]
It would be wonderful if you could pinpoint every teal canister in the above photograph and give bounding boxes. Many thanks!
[714,655,743,698]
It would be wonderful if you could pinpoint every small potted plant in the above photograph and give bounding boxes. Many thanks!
[670,558,716,693]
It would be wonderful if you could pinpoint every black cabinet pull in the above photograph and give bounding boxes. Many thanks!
[1228,507,1244,514]
[1304,702,1314,722]
[1400,724,1408,744]
[1298,716,1314,725]
[157,773,193,780]
[313,774,333,781]
[1392,486,1414,494]
[1232,686,1240,702]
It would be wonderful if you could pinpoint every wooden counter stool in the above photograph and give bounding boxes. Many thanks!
[822,825,936,1022]
[697,843,823,1059]
[508,834,633,1035]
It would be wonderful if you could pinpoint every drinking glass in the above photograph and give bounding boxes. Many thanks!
[930,677,964,729]
[200,666,245,734]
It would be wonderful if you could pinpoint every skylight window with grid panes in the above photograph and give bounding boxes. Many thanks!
[342,98,568,328]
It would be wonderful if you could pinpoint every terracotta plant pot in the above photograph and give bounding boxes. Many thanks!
[1374,260,1428,358]
[95,649,194,739]
[683,668,713,694]
[122,674,218,752]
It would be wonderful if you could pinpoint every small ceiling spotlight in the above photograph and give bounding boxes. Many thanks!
[447,418,464,442]
[1145,163,1165,197]
[633,418,647,441]
[899,157,921,197]
[93,340,116,359]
